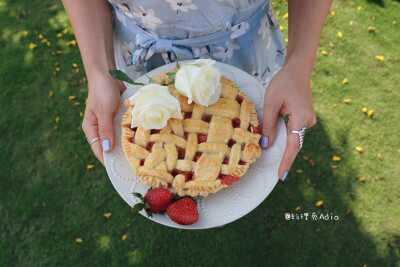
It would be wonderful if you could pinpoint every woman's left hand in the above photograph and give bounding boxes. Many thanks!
[260,61,317,181]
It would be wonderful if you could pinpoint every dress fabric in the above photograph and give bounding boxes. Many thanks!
[109,0,286,87]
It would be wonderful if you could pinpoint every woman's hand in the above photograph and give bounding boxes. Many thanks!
[261,61,316,181]
[82,73,126,165]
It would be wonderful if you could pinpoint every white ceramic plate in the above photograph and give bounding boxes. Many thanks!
[104,61,286,229]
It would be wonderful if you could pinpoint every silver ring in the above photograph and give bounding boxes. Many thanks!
[289,125,307,149]
[87,137,101,145]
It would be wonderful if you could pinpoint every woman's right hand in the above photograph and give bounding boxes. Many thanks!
[82,73,126,165]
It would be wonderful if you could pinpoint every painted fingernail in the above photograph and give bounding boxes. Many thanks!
[102,139,110,152]
[260,136,269,148]
[282,172,288,181]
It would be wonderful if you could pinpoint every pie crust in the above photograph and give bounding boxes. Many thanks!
[121,68,261,196]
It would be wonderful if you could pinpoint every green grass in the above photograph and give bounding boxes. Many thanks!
[1,0,399,266]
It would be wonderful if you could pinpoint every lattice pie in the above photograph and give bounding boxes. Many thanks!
[121,69,261,197]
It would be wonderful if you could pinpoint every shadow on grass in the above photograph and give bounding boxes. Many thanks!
[136,117,399,266]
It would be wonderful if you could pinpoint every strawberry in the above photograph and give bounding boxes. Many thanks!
[132,188,172,216]
[166,197,199,225]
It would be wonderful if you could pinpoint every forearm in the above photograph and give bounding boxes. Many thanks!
[285,0,332,74]
[62,0,115,81]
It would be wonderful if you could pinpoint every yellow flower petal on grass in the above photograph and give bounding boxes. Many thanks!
[67,40,77,46]
[46,41,51,46]
[342,78,348,84]
[296,169,303,173]
[368,109,374,117]
[87,165,95,170]
[343,98,352,103]
[41,38,47,43]
[332,103,338,108]
[23,31,28,37]
[375,55,385,62]
[29,43,37,50]
[358,177,366,182]
[103,213,111,219]
[122,234,127,241]
[331,165,338,169]
[283,12,289,19]
[362,107,368,113]
[72,63,78,68]
[295,206,301,211]
[394,21,397,25]
[377,153,382,160]
[331,11,335,16]
[357,5,362,11]
[55,67,60,72]
[69,96,77,100]
[80,112,83,117]
[75,68,80,73]
[73,102,81,106]
[337,31,343,38]
[332,155,341,161]
[316,200,324,207]
[280,25,285,31]
[329,42,334,48]
[306,179,311,185]
[55,117,60,123]
[284,38,288,43]
[75,238,83,243]
[368,26,376,32]
[63,28,69,34]
[321,50,328,55]
[48,91,53,98]
[355,146,363,152]
[57,33,62,38]
[38,33,43,39]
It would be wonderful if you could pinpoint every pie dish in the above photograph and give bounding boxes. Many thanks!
[120,68,262,197]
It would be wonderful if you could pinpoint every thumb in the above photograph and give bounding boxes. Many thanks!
[98,114,115,153]
[261,102,279,149]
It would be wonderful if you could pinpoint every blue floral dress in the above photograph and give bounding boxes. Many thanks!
[109,0,285,87]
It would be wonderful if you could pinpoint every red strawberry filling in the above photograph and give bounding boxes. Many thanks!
[232,118,241,128]
[235,94,244,104]
[241,143,246,150]
[150,129,161,134]
[183,131,188,140]
[177,147,186,159]
[184,112,192,119]
[223,157,229,164]
[218,174,240,185]
[140,158,145,166]
[172,169,194,182]
[201,114,212,123]
[146,142,155,152]
[248,124,260,134]
[193,152,202,162]
[197,133,207,143]
[227,139,236,147]
[238,160,247,165]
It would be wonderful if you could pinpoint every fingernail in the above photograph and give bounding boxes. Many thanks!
[260,136,269,148]
[102,139,110,152]
[282,172,288,181]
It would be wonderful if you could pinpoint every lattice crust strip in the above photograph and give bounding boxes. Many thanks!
[121,70,262,197]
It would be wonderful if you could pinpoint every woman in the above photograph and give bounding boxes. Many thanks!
[62,0,332,181]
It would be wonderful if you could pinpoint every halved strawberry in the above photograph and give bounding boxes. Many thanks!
[166,197,199,225]
[132,188,172,217]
